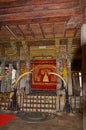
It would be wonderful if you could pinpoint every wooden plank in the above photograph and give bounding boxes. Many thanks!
[5,25,18,40]
[26,24,35,38]
[0,2,79,15]
[0,0,79,9]
[0,7,82,25]
[16,25,26,39]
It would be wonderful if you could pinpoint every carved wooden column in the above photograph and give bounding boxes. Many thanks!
[26,58,31,94]
[0,66,1,92]
[81,24,86,130]
[55,38,62,94]
[10,41,17,55]
[22,41,30,94]
[0,60,5,92]
[67,38,73,95]
[16,60,20,89]
[7,63,12,92]
[15,45,20,89]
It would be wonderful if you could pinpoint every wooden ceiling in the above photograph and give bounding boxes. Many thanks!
[0,0,86,62]
[0,0,85,43]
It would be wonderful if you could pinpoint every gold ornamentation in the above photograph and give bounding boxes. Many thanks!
[43,73,49,82]
[48,72,67,89]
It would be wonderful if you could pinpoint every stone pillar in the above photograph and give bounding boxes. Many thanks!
[0,61,5,92]
[7,63,12,92]
[67,38,73,95]
[81,24,86,130]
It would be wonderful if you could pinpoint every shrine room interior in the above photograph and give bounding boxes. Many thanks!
[0,0,86,130]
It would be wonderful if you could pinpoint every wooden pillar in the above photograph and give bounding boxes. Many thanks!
[22,41,31,94]
[81,24,86,130]
[26,45,31,94]
[7,63,12,92]
[0,61,5,92]
[26,59,30,94]
[55,39,62,94]
[16,60,20,89]
[0,66,1,92]
[67,38,73,95]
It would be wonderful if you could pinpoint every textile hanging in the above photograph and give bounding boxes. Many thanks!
[31,60,56,90]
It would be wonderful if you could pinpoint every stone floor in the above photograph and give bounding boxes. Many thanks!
[0,111,83,130]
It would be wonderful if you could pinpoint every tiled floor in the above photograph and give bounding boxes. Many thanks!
[0,112,83,130]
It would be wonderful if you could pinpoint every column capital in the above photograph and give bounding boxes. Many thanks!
[67,38,73,59]
[22,41,30,60]
[55,38,60,57]
[67,37,73,43]
[55,38,60,45]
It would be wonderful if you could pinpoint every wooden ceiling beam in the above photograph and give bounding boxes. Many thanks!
[0,6,82,26]
[0,16,70,26]
[5,25,18,40]
[52,23,55,38]
[74,23,81,37]
[74,28,79,37]
[39,23,45,39]
[0,0,79,9]
[0,2,79,15]
[17,25,26,39]
[26,24,35,38]
[0,37,80,44]
[63,21,67,37]
[0,7,81,19]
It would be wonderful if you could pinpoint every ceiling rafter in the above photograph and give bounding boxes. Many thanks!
[0,28,10,39]
[39,23,45,39]
[52,23,55,38]
[22,40,29,60]
[26,24,35,38]
[74,28,79,37]
[5,25,18,40]
[74,23,81,37]
[17,25,26,39]
[63,21,67,37]
[0,16,70,26]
